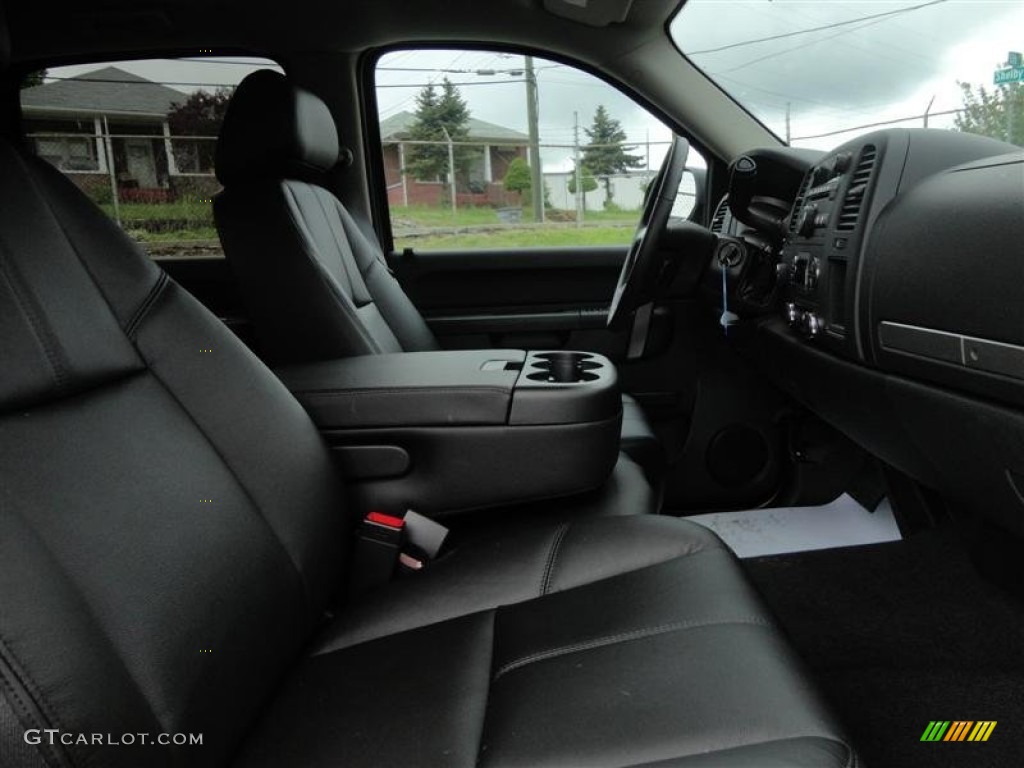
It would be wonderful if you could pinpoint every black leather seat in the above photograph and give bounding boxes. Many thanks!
[0,15,858,766]
[213,70,663,480]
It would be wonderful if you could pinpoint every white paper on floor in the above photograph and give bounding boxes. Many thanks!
[684,494,901,559]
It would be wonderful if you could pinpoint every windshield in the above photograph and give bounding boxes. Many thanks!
[670,0,1024,149]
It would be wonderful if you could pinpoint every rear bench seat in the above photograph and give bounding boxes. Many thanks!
[0,13,857,766]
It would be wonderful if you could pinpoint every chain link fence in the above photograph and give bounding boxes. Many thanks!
[27,130,691,255]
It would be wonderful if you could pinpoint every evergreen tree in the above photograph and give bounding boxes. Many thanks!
[954,81,1023,146]
[581,105,643,207]
[503,156,532,195]
[566,165,598,210]
[405,78,474,193]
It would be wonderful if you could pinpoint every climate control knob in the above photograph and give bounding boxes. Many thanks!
[797,205,818,237]
[833,152,853,174]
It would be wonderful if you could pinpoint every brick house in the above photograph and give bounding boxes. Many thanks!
[380,110,529,207]
[20,67,214,203]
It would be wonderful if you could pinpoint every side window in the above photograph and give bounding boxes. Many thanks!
[19,57,282,259]
[374,49,705,251]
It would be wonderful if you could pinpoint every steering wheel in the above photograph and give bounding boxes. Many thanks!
[607,135,690,328]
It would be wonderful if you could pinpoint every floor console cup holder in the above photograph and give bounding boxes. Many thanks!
[529,351,602,383]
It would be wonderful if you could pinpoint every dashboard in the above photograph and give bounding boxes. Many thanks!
[705,127,1024,536]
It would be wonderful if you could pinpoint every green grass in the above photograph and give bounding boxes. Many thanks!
[93,200,638,251]
[390,204,637,230]
[128,227,219,243]
[100,201,214,222]
[395,225,634,251]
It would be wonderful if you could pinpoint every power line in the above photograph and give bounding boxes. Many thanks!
[378,66,526,74]
[377,51,471,118]
[712,14,895,76]
[791,107,964,141]
[688,0,949,56]
[377,79,527,88]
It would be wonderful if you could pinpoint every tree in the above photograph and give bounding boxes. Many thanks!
[954,81,1023,146]
[405,78,474,195]
[503,156,532,196]
[167,88,233,172]
[581,105,644,207]
[21,69,47,89]
[566,165,598,210]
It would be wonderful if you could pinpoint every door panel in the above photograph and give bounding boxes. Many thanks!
[392,245,625,351]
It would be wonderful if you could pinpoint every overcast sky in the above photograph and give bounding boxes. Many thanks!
[44,0,1024,170]
[673,0,1024,147]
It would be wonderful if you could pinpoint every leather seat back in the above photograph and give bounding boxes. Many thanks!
[214,70,438,364]
[0,124,348,765]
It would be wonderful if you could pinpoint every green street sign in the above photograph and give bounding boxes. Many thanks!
[994,66,1024,85]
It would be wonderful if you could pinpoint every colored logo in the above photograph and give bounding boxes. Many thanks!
[920,721,996,742]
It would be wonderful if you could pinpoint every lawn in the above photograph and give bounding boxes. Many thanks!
[94,200,639,251]
[390,204,638,231]
[395,224,635,251]
[101,201,214,223]
[130,227,220,243]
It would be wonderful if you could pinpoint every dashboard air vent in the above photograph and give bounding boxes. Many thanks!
[710,195,729,234]
[788,171,813,235]
[836,145,877,231]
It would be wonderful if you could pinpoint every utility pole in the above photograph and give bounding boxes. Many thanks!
[785,102,791,144]
[923,95,936,127]
[574,111,583,228]
[525,56,544,223]
[441,126,457,216]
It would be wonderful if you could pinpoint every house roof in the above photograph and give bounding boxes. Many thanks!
[21,67,188,118]
[380,110,528,144]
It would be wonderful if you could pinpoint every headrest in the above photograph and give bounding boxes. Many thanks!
[215,70,339,185]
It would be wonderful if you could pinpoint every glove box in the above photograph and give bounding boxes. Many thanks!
[275,349,622,517]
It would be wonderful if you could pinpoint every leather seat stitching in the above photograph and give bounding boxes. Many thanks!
[125,271,168,339]
[281,182,383,354]
[130,285,316,616]
[493,616,773,681]
[539,523,570,596]
[0,242,70,390]
[0,639,72,768]
[311,188,371,308]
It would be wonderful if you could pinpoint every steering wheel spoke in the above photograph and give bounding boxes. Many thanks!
[606,135,690,328]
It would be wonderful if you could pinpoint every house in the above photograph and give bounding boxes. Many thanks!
[379,110,529,207]
[20,67,200,202]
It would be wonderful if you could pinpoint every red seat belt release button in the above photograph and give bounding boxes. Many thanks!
[366,511,406,530]
[349,511,405,598]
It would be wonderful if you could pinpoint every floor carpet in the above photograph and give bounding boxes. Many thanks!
[744,530,1024,768]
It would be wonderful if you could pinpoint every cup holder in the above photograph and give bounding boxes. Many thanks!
[527,370,600,383]
[528,351,603,383]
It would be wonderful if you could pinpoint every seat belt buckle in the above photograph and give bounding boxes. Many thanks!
[348,512,406,598]
[404,509,449,559]
[397,509,450,572]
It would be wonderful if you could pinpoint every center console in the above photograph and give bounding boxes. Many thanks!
[276,349,622,517]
